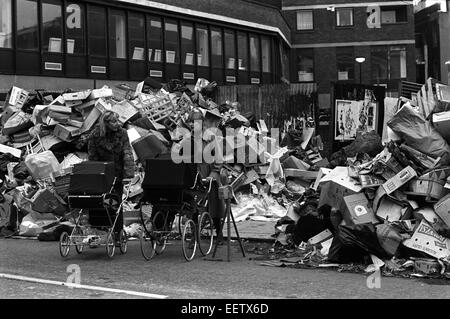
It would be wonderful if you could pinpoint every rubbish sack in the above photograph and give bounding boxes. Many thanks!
[343,130,383,157]
[24,150,61,181]
[387,103,450,165]
[327,223,389,263]
[264,147,289,187]
[37,222,73,241]
[29,188,67,216]
[19,212,58,237]
[375,223,404,257]
[293,214,334,246]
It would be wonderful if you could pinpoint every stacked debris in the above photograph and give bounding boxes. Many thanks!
[263,78,450,280]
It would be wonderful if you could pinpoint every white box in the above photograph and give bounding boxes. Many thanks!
[382,166,417,195]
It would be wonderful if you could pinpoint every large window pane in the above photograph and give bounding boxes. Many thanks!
[211,28,222,68]
[42,1,63,53]
[381,6,407,24]
[390,46,407,79]
[224,30,235,69]
[336,47,354,80]
[165,20,179,64]
[147,17,162,62]
[371,47,388,81]
[336,8,353,27]
[297,10,313,30]
[261,37,271,73]
[197,26,209,67]
[88,6,106,56]
[0,0,12,48]
[66,2,85,54]
[250,35,260,72]
[129,13,145,61]
[237,32,248,71]
[109,10,126,59]
[16,0,39,50]
[297,49,314,82]
[181,22,194,65]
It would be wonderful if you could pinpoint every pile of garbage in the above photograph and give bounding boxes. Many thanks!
[262,79,450,279]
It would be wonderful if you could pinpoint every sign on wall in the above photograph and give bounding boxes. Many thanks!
[366,5,381,29]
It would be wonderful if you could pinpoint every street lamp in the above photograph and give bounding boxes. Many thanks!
[355,57,366,84]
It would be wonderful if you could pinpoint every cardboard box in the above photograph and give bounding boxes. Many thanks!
[376,197,410,222]
[49,95,65,106]
[284,169,318,180]
[88,86,113,100]
[65,100,83,108]
[79,107,102,134]
[376,223,403,256]
[63,90,91,101]
[403,220,450,259]
[382,166,417,195]
[74,99,96,112]
[53,124,80,142]
[111,100,139,124]
[342,193,379,225]
[307,229,333,245]
[413,258,441,275]
[434,194,450,228]
[319,180,358,210]
[49,105,71,114]
[282,155,310,170]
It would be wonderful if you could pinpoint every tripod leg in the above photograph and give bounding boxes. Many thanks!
[230,206,246,257]
[226,199,231,262]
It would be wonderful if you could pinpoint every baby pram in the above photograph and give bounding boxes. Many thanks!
[139,156,215,262]
[59,161,132,258]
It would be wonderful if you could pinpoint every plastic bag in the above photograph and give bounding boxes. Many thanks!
[24,150,60,181]
[264,147,289,187]
[328,224,389,263]
[387,104,450,165]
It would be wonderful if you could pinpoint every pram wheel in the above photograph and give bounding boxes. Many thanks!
[182,219,197,262]
[119,229,128,254]
[153,211,167,255]
[106,232,115,258]
[140,232,156,261]
[198,212,214,256]
[74,227,84,254]
[59,232,70,257]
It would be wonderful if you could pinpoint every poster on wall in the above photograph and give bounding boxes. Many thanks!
[335,90,377,141]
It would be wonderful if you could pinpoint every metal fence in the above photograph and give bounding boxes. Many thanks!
[216,83,318,129]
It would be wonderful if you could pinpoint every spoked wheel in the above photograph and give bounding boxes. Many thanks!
[59,232,70,257]
[197,212,214,256]
[153,211,167,255]
[74,227,84,254]
[182,219,197,262]
[119,229,128,254]
[106,232,115,258]
[140,230,156,261]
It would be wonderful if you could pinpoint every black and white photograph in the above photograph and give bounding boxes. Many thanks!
[0,0,449,309]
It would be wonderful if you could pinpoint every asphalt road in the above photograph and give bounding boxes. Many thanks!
[0,238,449,300]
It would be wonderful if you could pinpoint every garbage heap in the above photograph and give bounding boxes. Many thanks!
[0,78,321,242]
[257,79,450,280]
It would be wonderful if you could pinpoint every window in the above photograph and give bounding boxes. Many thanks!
[66,3,85,54]
[181,23,194,65]
[381,6,407,24]
[250,35,260,72]
[42,1,63,53]
[336,47,354,80]
[237,32,248,71]
[261,37,271,73]
[0,0,12,48]
[88,6,106,56]
[297,49,314,82]
[389,46,407,78]
[371,46,407,81]
[224,30,235,69]
[297,10,313,30]
[147,17,162,62]
[196,26,209,67]
[109,10,126,59]
[165,20,179,64]
[336,8,353,27]
[371,47,388,81]
[16,0,39,50]
[129,13,145,61]
[211,28,222,68]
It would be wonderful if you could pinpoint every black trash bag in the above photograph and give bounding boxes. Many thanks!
[0,153,20,179]
[293,214,334,246]
[200,81,218,99]
[163,79,192,95]
[241,112,258,130]
[12,161,29,181]
[280,129,303,148]
[143,77,163,92]
[327,223,389,264]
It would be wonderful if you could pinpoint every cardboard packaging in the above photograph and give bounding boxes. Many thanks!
[342,193,379,225]
[307,229,333,245]
[48,105,72,114]
[88,86,113,100]
[376,197,411,222]
[53,124,80,142]
[8,86,29,111]
[111,100,139,124]
[382,166,417,195]
[376,223,403,256]
[63,90,91,101]
[284,169,318,180]
[432,111,450,142]
[79,106,102,134]
[434,194,450,228]
[413,258,441,275]
[282,155,310,170]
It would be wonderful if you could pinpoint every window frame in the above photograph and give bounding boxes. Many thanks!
[0,0,13,49]
[381,5,408,25]
[335,8,354,28]
[147,15,163,64]
[16,0,40,51]
[41,0,64,54]
[128,12,145,61]
[296,10,314,31]
[296,48,314,83]
[336,47,355,81]
[87,5,107,57]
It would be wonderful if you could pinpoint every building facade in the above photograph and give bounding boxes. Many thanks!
[0,0,291,91]
[415,0,450,85]
[282,0,417,110]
